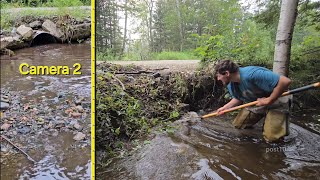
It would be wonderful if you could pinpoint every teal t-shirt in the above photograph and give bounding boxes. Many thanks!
[227,66,280,103]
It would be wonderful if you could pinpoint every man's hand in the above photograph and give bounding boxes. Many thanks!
[216,107,228,115]
[215,98,243,116]
[256,97,272,106]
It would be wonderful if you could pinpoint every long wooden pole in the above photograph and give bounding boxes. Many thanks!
[1,135,36,163]
[202,82,320,119]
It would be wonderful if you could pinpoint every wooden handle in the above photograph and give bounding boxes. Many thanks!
[201,82,320,119]
[202,101,257,118]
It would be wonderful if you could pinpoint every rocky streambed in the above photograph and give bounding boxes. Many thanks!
[0,43,91,179]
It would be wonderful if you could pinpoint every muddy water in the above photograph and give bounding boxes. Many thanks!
[1,43,91,179]
[104,111,320,179]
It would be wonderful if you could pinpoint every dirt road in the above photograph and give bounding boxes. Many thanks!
[101,60,201,73]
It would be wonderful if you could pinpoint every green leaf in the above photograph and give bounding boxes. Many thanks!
[115,127,120,135]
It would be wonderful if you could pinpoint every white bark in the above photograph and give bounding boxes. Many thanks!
[175,0,183,51]
[273,0,299,76]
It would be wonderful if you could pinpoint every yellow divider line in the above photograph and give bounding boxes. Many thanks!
[91,0,96,179]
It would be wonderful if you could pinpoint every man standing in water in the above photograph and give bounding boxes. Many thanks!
[214,60,292,142]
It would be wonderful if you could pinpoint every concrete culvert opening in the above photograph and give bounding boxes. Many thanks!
[31,32,57,46]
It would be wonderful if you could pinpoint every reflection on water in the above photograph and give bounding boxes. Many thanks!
[104,111,320,179]
[1,44,91,179]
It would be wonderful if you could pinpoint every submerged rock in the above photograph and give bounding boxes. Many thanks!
[73,132,86,141]
[1,102,10,110]
[1,123,11,131]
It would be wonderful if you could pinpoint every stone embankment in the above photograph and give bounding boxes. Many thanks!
[0,16,91,55]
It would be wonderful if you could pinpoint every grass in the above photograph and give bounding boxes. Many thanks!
[151,51,199,60]
[0,6,90,30]
[0,0,90,8]
[97,51,200,61]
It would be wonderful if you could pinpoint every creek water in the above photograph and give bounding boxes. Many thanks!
[103,110,320,179]
[0,43,91,179]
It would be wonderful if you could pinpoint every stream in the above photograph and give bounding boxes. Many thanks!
[103,109,320,179]
[1,43,91,179]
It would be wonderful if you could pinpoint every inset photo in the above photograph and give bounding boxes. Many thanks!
[1,0,92,179]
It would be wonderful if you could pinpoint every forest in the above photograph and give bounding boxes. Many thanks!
[96,0,319,67]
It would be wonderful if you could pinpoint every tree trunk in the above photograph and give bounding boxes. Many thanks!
[148,0,154,52]
[273,0,299,76]
[121,0,128,57]
[175,0,183,51]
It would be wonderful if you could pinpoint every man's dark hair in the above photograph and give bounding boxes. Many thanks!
[214,60,239,75]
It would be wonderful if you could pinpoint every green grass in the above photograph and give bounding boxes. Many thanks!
[151,51,199,60]
[0,6,90,30]
[1,0,90,8]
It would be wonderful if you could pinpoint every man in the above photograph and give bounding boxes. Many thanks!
[214,60,291,142]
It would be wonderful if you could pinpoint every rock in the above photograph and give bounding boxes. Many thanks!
[0,35,28,50]
[0,102,10,110]
[173,111,200,126]
[188,111,201,122]
[55,120,65,128]
[37,117,45,124]
[152,72,161,78]
[73,132,86,141]
[81,101,91,109]
[1,123,11,130]
[75,100,82,106]
[52,131,59,137]
[1,48,15,56]
[1,95,9,103]
[42,20,64,39]
[29,20,42,29]
[70,23,91,41]
[65,108,73,114]
[75,105,84,113]
[1,144,9,153]
[16,25,33,41]
[71,112,82,118]
[84,17,91,22]
[17,126,31,134]
[73,122,82,130]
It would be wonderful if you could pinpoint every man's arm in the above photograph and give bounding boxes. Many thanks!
[216,98,243,115]
[257,75,291,106]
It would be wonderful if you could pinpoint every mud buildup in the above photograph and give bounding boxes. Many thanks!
[96,62,226,157]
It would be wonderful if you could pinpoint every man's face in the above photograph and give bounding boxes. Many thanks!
[216,71,230,86]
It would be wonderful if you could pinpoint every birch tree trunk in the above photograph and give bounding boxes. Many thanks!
[121,0,128,57]
[175,0,183,51]
[273,0,299,76]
